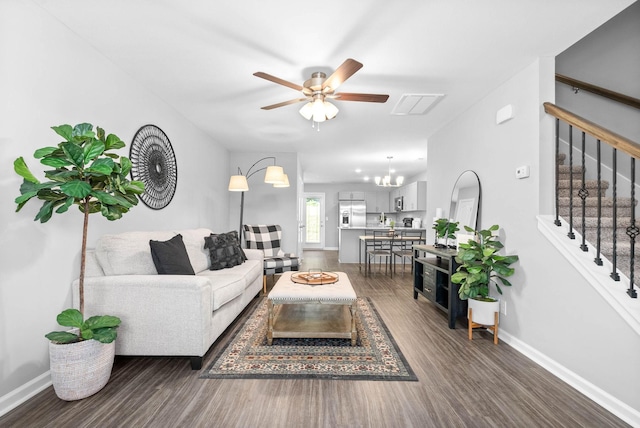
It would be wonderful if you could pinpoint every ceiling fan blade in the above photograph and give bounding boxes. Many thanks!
[322,58,363,91]
[260,98,308,110]
[253,72,304,92]
[334,92,389,103]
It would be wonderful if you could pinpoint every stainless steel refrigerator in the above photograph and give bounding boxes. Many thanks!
[339,200,366,228]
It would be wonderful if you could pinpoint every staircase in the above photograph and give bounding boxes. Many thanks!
[557,153,639,284]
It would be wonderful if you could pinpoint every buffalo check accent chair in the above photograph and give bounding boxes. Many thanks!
[243,224,300,293]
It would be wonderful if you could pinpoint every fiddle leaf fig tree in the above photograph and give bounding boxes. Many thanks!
[451,225,519,301]
[14,123,145,344]
[432,218,459,248]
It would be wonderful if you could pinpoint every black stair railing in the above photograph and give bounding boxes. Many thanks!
[544,102,640,299]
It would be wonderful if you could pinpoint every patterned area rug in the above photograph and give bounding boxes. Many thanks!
[201,297,417,381]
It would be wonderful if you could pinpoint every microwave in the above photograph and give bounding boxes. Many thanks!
[394,196,403,212]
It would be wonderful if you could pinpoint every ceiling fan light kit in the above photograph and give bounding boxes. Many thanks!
[254,58,388,129]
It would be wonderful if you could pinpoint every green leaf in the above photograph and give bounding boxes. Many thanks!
[61,142,85,168]
[92,190,124,207]
[120,157,132,176]
[105,133,124,150]
[56,309,84,328]
[33,147,58,159]
[45,331,80,344]
[87,157,115,175]
[73,123,95,139]
[84,139,106,164]
[84,315,121,330]
[80,327,94,340]
[45,169,80,182]
[34,200,54,223]
[14,158,40,183]
[92,328,118,344]
[51,124,73,141]
[101,204,125,220]
[55,196,75,214]
[125,180,145,194]
[60,181,92,198]
[15,191,37,208]
[40,157,72,168]
[97,126,105,141]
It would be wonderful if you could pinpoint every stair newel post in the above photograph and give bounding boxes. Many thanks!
[568,125,576,239]
[579,132,589,252]
[554,118,562,226]
[594,139,603,266]
[610,148,620,281]
[626,157,637,298]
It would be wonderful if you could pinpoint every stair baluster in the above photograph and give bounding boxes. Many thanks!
[594,139,603,266]
[627,158,637,298]
[610,148,620,281]
[579,132,589,251]
[568,126,576,239]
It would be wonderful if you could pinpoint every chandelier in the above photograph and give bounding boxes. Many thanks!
[374,156,404,187]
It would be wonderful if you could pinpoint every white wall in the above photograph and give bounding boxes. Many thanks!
[0,0,230,403]
[426,57,640,413]
[228,152,298,252]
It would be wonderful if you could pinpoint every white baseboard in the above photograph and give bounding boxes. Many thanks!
[499,330,640,427]
[0,371,51,418]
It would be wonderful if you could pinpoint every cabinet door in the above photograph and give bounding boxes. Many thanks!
[404,182,417,211]
[378,191,390,212]
[365,192,377,212]
[351,191,365,200]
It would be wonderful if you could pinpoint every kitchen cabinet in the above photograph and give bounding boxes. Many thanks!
[412,244,467,329]
[403,181,426,211]
[365,191,390,213]
[338,191,365,201]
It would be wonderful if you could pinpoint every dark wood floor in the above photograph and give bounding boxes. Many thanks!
[1,251,628,427]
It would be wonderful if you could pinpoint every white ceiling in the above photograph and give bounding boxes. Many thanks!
[34,0,634,184]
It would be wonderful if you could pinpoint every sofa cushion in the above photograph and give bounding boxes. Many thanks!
[176,228,213,273]
[204,231,246,270]
[198,270,246,311]
[149,234,196,275]
[96,231,176,275]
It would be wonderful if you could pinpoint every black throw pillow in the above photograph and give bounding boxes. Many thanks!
[149,234,196,275]
[204,231,246,271]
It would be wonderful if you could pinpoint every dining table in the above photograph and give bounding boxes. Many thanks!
[358,232,426,277]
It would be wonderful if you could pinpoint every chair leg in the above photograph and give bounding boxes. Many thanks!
[263,275,267,294]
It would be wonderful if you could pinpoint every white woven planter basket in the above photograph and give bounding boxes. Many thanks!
[49,339,116,401]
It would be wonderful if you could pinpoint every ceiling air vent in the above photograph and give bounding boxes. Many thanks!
[391,94,444,115]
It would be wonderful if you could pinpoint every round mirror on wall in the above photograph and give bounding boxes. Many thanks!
[449,170,481,232]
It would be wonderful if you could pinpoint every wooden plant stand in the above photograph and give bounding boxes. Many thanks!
[468,308,499,345]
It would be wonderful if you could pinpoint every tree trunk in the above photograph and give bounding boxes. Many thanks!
[79,198,90,315]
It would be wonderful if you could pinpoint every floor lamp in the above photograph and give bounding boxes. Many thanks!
[228,157,289,239]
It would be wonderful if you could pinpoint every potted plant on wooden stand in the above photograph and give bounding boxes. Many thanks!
[432,218,459,249]
[451,224,519,344]
[14,123,144,400]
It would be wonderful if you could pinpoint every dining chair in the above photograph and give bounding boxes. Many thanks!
[367,230,393,276]
[392,230,425,274]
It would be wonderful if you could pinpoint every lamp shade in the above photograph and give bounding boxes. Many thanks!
[264,165,285,184]
[299,102,313,120]
[273,173,290,188]
[228,175,249,191]
[312,98,327,123]
[324,101,339,120]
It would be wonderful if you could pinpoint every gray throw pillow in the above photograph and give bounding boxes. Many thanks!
[204,231,246,270]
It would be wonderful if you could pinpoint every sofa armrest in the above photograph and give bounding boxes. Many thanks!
[73,275,213,357]
[244,248,263,261]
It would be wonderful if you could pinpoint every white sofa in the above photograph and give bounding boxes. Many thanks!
[72,228,263,369]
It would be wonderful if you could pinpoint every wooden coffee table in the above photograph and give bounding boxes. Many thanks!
[267,271,357,346]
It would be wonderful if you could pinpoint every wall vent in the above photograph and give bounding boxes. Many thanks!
[391,93,444,115]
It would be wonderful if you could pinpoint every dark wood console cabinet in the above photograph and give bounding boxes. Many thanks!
[412,244,467,329]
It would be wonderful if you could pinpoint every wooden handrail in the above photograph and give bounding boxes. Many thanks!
[556,73,640,110]
[543,102,640,160]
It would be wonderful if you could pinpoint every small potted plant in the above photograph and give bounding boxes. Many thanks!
[14,123,144,400]
[432,218,459,249]
[451,225,519,342]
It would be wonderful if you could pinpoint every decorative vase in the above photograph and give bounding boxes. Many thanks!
[49,339,116,401]
[468,298,499,326]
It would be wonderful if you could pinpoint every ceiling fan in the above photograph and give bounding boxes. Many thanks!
[253,58,389,123]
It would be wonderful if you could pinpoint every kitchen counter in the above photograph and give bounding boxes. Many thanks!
[338,226,427,263]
